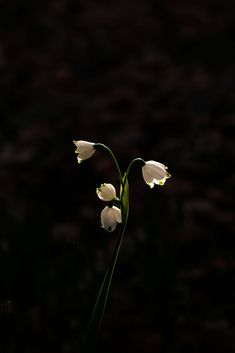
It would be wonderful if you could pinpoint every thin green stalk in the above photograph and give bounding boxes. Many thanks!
[83,156,145,351]
[83,175,129,352]
[83,154,144,351]
[125,158,145,184]
[83,147,129,352]
[95,143,123,187]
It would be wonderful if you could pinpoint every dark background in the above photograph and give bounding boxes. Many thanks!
[0,0,235,352]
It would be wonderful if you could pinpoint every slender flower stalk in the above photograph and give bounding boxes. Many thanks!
[94,143,123,187]
[83,151,128,352]
[84,192,129,351]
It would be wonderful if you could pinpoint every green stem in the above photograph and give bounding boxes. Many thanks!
[124,158,145,185]
[83,155,143,351]
[84,178,129,353]
[83,152,129,352]
[95,143,123,188]
[83,208,129,351]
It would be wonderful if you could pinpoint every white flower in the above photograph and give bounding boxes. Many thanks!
[100,206,122,232]
[73,140,96,163]
[96,183,117,201]
[142,160,171,188]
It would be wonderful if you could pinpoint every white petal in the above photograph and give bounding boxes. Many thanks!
[100,206,122,232]
[100,207,117,232]
[144,161,167,180]
[77,155,83,164]
[146,160,167,169]
[147,181,155,188]
[73,140,94,150]
[142,165,154,184]
[112,206,122,223]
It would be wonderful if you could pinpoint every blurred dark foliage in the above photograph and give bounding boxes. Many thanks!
[0,0,235,352]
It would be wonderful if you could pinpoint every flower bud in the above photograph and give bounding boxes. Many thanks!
[96,183,117,201]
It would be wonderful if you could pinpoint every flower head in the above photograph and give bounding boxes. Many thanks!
[100,206,122,232]
[96,183,117,201]
[73,140,96,163]
[142,160,171,188]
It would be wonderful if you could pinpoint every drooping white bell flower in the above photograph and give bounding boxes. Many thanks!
[73,140,96,163]
[142,160,171,188]
[96,183,117,201]
[100,206,122,232]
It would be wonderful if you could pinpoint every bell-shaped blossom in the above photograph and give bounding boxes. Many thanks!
[96,183,117,201]
[100,206,122,232]
[73,140,96,163]
[142,160,171,188]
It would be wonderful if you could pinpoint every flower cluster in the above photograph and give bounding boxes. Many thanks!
[73,139,172,348]
[73,140,171,232]
[97,183,122,232]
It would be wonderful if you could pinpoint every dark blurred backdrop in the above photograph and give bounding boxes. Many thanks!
[0,0,235,352]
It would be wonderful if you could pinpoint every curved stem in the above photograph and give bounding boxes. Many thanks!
[95,143,123,187]
[124,157,145,185]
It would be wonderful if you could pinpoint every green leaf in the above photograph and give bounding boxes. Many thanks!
[120,173,129,223]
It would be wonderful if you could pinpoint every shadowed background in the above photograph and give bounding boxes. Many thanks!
[0,0,235,352]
